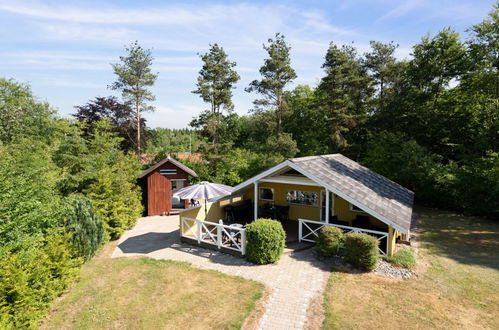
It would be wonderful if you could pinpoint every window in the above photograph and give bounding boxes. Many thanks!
[350,204,366,213]
[286,190,318,206]
[160,169,177,175]
[259,187,274,201]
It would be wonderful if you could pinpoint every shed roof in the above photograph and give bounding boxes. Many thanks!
[138,156,197,179]
[231,154,414,233]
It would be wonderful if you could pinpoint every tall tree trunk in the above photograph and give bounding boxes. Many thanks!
[276,94,282,136]
[136,101,141,156]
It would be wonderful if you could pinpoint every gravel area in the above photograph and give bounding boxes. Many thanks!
[316,250,417,279]
[374,260,417,279]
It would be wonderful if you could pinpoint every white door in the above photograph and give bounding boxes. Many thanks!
[320,190,334,222]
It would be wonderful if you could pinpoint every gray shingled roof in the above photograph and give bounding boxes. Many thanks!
[290,154,414,233]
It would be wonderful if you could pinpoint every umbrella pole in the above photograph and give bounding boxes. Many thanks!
[204,199,207,218]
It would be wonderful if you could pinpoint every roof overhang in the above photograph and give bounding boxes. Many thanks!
[231,159,409,234]
[138,157,197,179]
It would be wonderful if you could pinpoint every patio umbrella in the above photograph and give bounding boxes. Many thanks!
[173,181,234,216]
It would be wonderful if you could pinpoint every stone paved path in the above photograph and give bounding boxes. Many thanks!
[112,216,329,330]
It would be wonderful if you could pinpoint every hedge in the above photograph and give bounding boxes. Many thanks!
[344,233,380,271]
[245,219,286,264]
[316,226,344,257]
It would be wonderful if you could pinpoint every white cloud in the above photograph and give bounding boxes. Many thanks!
[0,1,210,25]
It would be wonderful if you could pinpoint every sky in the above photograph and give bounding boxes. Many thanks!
[0,0,495,128]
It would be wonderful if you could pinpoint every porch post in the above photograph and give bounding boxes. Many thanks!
[325,189,330,223]
[254,181,258,221]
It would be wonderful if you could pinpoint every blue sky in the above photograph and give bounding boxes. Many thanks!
[0,0,495,128]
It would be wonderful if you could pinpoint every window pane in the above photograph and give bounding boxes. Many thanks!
[259,187,274,201]
[286,190,318,206]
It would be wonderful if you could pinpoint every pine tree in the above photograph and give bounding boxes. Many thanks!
[110,41,157,156]
[318,43,372,152]
[246,33,297,136]
[192,44,240,147]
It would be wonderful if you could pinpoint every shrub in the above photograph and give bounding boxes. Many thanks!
[0,231,81,328]
[385,249,416,269]
[344,233,380,271]
[316,226,344,257]
[245,219,286,264]
[67,196,105,261]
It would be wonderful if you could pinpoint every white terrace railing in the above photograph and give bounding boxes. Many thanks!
[298,218,388,256]
[180,217,246,255]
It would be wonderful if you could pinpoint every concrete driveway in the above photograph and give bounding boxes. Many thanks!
[112,215,329,330]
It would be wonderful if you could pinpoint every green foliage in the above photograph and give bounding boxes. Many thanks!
[0,78,56,144]
[55,120,143,240]
[183,148,283,186]
[385,249,416,269]
[0,80,145,327]
[316,226,344,257]
[245,219,286,264]
[192,44,240,145]
[344,233,380,271]
[455,152,499,218]
[246,33,297,147]
[317,43,372,152]
[362,132,440,199]
[145,128,203,160]
[0,231,82,328]
[110,40,157,154]
[66,196,105,261]
[0,140,63,245]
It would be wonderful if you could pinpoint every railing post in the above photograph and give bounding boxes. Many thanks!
[241,229,246,255]
[217,220,223,249]
[298,219,302,242]
[325,190,330,223]
[196,219,201,244]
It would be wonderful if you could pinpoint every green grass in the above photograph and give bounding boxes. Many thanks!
[41,257,264,330]
[323,207,499,329]
[385,249,416,268]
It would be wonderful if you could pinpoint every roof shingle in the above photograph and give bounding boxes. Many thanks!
[291,154,414,232]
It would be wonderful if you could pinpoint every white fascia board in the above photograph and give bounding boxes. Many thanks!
[259,177,319,187]
[285,161,408,234]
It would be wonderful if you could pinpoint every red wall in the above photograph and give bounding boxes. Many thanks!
[146,162,190,216]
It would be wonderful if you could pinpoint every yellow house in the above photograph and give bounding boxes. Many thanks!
[180,154,414,257]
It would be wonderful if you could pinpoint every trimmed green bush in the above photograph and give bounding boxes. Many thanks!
[316,226,344,257]
[245,219,286,264]
[344,233,380,271]
[385,249,416,268]
[67,196,105,261]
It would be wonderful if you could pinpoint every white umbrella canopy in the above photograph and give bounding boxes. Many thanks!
[173,181,234,217]
[173,181,234,200]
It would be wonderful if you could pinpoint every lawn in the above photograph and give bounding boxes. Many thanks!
[323,207,499,329]
[42,257,264,330]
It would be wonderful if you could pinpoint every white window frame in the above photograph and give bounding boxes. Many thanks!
[259,187,274,201]
[350,203,367,213]
[286,189,319,207]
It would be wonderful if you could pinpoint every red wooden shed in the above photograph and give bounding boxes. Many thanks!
[138,157,197,216]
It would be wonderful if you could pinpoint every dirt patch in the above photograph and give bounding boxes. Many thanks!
[304,274,328,330]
